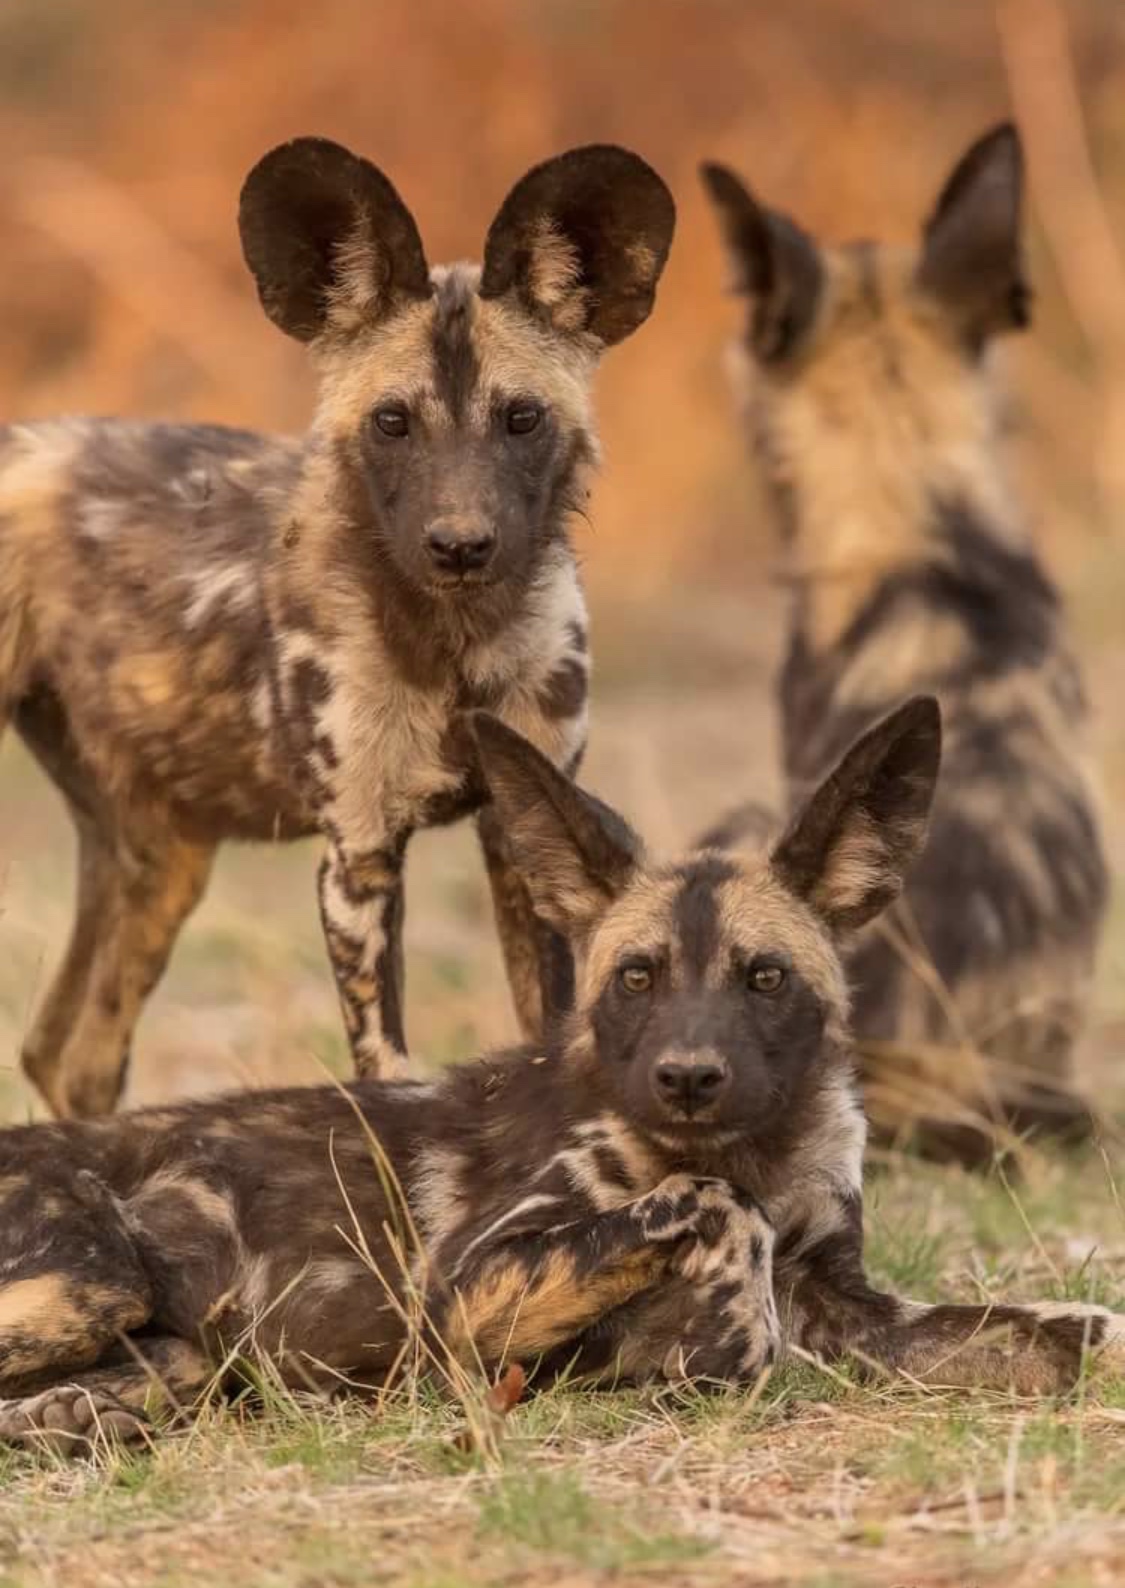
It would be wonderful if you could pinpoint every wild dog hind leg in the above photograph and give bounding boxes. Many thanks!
[45,828,214,1117]
[0,1336,213,1454]
[0,1164,152,1395]
[21,805,117,1114]
[787,1220,1125,1395]
[430,1175,774,1377]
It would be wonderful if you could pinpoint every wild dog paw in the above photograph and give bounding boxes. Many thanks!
[664,1321,778,1384]
[660,1275,782,1387]
[663,1194,780,1386]
[0,1385,152,1456]
[632,1174,736,1243]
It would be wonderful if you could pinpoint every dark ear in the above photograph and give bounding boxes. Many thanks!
[771,697,941,933]
[699,161,823,363]
[916,123,1030,347]
[470,714,640,934]
[479,145,675,346]
[239,137,430,342]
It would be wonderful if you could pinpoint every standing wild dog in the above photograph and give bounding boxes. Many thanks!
[700,124,1107,1161]
[0,702,1123,1454]
[0,139,676,1116]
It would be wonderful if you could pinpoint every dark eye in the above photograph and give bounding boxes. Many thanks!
[618,962,653,996]
[748,961,786,995]
[373,405,409,439]
[507,403,542,436]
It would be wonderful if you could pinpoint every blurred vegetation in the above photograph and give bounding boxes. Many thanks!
[1,0,1123,595]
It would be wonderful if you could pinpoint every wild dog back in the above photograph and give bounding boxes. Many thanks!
[701,125,1107,1158]
[0,139,675,1116]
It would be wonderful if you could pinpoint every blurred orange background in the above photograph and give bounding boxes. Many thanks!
[3,0,1124,599]
[4,0,1125,1107]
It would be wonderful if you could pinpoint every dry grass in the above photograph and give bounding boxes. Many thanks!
[6,1232,1125,1588]
[3,573,1125,1585]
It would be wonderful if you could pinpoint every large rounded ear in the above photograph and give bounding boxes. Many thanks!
[238,137,431,342]
[479,145,675,347]
[469,714,640,934]
[771,697,941,933]
[915,123,1030,349]
[699,161,823,363]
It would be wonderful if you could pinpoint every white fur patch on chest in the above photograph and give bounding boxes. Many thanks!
[278,555,588,839]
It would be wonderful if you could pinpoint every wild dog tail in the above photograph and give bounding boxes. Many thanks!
[857,1037,1101,1170]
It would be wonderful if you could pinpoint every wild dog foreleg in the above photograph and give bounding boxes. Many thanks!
[433,1176,777,1379]
[634,1185,778,1384]
[534,1183,779,1387]
[786,1225,1125,1395]
[318,830,409,1077]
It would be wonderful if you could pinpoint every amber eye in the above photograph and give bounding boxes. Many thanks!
[507,403,542,436]
[749,961,786,995]
[373,405,409,438]
[618,962,653,996]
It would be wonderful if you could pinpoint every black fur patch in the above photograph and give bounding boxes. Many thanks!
[672,858,737,976]
[430,274,480,422]
[537,658,587,721]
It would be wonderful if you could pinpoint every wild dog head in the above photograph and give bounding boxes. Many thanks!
[699,124,1027,564]
[471,697,941,1147]
[240,138,674,615]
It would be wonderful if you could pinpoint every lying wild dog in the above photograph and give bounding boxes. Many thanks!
[700,124,1107,1161]
[0,700,1122,1454]
[0,138,675,1117]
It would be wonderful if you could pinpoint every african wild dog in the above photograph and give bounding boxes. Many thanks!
[0,138,676,1116]
[0,702,1121,1453]
[700,123,1107,1161]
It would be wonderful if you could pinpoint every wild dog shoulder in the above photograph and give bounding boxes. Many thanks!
[409,1082,663,1282]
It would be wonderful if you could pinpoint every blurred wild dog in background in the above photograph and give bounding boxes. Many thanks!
[700,124,1108,1164]
[1,700,1123,1455]
[0,138,675,1116]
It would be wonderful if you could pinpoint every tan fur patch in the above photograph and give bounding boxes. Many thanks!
[134,1171,237,1231]
[446,1243,662,1363]
[527,216,584,314]
[810,811,888,921]
[0,1274,72,1336]
[833,603,968,713]
[579,874,679,1006]
[750,247,1024,651]
[715,865,849,1020]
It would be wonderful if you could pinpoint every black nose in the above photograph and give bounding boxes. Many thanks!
[424,519,496,574]
[653,1059,729,1113]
